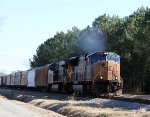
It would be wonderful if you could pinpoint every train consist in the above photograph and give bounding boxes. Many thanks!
[0,51,122,96]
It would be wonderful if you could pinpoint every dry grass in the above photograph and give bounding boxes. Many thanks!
[29,99,150,117]
[1,89,150,117]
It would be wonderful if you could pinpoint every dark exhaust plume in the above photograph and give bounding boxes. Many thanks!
[77,27,107,54]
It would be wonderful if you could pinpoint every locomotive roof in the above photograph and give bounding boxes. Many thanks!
[85,51,119,58]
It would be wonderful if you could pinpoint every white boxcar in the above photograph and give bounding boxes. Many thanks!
[27,69,36,87]
[21,71,28,86]
[0,77,2,86]
[15,72,21,86]
[10,73,15,86]
[48,69,53,84]
[3,76,7,85]
[6,75,11,86]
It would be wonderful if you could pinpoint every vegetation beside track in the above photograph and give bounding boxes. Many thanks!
[0,88,150,117]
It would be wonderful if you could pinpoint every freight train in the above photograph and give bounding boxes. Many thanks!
[0,51,123,96]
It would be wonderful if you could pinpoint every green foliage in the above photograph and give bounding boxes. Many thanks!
[30,26,106,68]
[31,27,81,68]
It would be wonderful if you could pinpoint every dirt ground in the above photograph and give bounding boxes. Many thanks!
[118,94,150,100]
[0,96,64,117]
[0,88,150,117]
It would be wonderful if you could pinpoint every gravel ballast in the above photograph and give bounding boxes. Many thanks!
[0,88,150,117]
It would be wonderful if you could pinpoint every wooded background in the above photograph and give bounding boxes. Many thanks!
[30,7,150,94]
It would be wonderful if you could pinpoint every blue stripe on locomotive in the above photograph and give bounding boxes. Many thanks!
[106,53,120,64]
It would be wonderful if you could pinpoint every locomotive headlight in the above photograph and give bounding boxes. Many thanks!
[115,77,118,80]
[100,76,103,79]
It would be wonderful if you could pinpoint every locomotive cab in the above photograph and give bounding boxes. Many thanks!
[86,52,122,96]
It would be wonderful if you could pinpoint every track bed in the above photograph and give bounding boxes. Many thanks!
[0,88,150,117]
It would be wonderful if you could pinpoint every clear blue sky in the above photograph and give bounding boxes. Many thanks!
[0,0,149,74]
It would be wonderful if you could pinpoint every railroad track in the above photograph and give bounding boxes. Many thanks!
[0,87,150,105]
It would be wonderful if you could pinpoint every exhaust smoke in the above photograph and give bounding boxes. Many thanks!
[77,27,107,54]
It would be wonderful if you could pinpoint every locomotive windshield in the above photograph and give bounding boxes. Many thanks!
[87,52,120,64]
[90,52,106,64]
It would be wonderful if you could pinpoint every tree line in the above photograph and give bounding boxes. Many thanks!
[30,7,150,94]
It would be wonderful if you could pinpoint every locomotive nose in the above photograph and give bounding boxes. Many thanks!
[94,61,120,81]
[94,61,107,80]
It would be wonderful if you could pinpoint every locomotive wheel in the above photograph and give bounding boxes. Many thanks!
[65,82,74,94]
[115,89,123,96]
[58,84,63,92]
